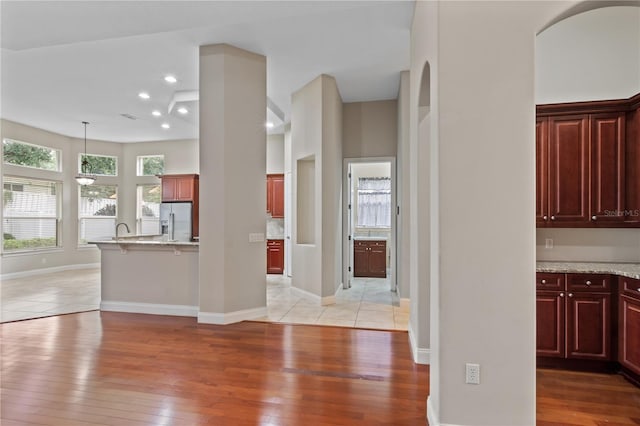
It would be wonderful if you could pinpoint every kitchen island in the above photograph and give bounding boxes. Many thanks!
[91,236,199,317]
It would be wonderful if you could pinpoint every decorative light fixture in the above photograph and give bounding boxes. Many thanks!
[75,121,96,186]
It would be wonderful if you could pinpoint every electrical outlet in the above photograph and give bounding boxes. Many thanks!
[545,238,553,249]
[466,363,480,385]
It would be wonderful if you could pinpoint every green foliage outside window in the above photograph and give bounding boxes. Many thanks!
[3,139,60,171]
[81,154,117,176]
[140,156,164,176]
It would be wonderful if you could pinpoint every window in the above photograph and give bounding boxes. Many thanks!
[79,184,117,244]
[137,155,164,176]
[3,176,61,252]
[3,139,61,171]
[137,184,161,234]
[79,154,117,176]
[356,177,391,228]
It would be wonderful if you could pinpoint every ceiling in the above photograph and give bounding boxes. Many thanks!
[1,1,414,143]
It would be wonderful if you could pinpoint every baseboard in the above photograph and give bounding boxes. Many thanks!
[427,396,438,426]
[400,298,410,309]
[290,286,322,305]
[408,321,431,365]
[1,262,100,280]
[198,306,267,325]
[101,301,198,317]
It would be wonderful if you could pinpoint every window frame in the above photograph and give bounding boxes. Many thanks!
[78,153,118,177]
[2,175,62,254]
[2,138,62,172]
[136,155,165,177]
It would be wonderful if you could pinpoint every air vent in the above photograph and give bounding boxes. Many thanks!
[120,113,138,120]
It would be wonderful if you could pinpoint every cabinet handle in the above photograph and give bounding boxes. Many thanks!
[541,279,546,284]
[551,215,556,220]
[568,293,573,297]
[591,215,597,221]
[543,215,548,220]
[585,280,591,286]
[560,292,564,297]
[637,288,640,293]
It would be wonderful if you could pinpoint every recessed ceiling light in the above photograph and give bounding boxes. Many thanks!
[266,122,275,129]
[177,107,188,115]
[138,92,150,100]
[161,123,170,129]
[164,75,177,84]
[152,110,162,117]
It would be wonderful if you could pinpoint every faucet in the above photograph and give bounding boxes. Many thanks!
[115,222,130,239]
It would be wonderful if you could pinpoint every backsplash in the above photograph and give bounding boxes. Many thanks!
[266,218,285,239]
[537,228,640,263]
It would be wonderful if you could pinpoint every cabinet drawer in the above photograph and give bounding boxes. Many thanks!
[536,273,565,291]
[621,276,640,300]
[267,240,283,247]
[566,273,611,292]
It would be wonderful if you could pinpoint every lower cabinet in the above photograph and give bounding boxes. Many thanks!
[353,240,386,278]
[536,273,612,361]
[266,240,284,274]
[619,277,640,378]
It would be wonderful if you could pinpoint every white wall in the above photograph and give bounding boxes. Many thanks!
[291,74,343,302]
[536,6,640,104]
[412,2,579,425]
[342,100,397,158]
[537,228,640,262]
[266,134,284,174]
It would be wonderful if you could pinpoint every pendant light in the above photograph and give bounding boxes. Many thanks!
[75,121,96,186]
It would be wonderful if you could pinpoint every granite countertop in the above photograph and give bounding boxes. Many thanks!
[266,236,285,240]
[89,236,199,247]
[536,261,640,280]
[353,236,388,241]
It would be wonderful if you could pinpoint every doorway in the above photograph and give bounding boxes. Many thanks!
[342,158,397,296]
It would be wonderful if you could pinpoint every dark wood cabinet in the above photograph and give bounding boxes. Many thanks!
[536,93,639,228]
[353,240,386,278]
[160,174,199,238]
[619,277,640,379]
[266,174,284,218]
[266,239,284,274]
[536,273,612,361]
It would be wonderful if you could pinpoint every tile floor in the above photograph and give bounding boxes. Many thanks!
[0,268,408,331]
[258,274,409,330]
[1,268,101,323]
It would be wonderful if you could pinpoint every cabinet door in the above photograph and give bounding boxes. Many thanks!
[619,295,640,375]
[266,177,273,213]
[368,241,387,278]
[566,292,610,360]
[590,113,626,224]
[548,116,590,224]
[176,177,194,201]
[536,291,565,358]
[267,240,284,274]
[353,241,369,277]
[271,175,284,218]
[162,177,178,201]
[536,118,549,226]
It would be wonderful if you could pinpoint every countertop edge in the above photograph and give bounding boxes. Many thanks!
[536,261,640,280]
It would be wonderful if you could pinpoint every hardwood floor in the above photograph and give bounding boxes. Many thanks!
[1,312,639,425]
[0,312,428,425]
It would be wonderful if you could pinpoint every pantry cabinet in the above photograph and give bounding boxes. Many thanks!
[266,174,284,218]
[536,93,640,228]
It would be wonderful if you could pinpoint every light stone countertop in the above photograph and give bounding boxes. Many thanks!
[352,236,388,241]
[89,236,199,247]
[536,261,640,280]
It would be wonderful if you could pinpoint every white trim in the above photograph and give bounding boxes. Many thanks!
[322,295,336,306]
[408,321,431,364]
[101,301,198,317]
[290,286,321,305]
[1,262,100,280]
[427,396,438,426]
[198,306,268,325]
[400,298,410,309]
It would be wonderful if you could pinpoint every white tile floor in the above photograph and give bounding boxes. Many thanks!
[1,268,101,323]
[258,274,408,330]
[0,268,408,331]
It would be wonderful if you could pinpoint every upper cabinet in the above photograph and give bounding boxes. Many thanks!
[266,174,284,218]
[536,94,639,228]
